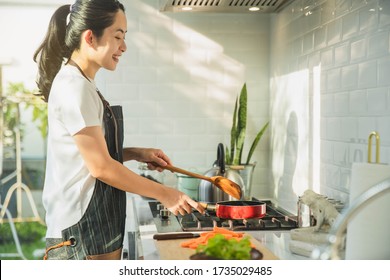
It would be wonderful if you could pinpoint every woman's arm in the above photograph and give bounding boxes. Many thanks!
[73,126,204,215]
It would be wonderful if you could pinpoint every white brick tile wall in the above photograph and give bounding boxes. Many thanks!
[271,0,390,211]
[99,0,271,196]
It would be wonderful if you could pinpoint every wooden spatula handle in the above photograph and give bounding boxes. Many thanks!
[162,165,212,182]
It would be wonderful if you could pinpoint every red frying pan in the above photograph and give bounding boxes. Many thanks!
[199,201,266,219]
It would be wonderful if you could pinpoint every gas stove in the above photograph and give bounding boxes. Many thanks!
[148,199,298,233]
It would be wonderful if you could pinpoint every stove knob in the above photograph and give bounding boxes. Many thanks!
[157,203,165,211]
[160,208,171,220]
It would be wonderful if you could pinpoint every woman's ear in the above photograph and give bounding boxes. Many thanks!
[83,30,94,47]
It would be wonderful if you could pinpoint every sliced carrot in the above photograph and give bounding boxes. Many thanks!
[180,227,250,249]
[180,239,196,247]
[200,232,216,238]
[212,226,244,237]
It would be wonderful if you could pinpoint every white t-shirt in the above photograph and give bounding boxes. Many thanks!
[42,64,104,238]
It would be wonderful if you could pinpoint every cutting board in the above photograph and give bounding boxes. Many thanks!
[155,233,279,260]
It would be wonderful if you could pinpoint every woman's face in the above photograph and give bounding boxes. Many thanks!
[94,10,127,71]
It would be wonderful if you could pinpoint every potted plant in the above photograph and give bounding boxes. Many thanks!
[225,83,269,199]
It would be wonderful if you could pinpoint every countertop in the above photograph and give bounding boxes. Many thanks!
[124,194,310,260]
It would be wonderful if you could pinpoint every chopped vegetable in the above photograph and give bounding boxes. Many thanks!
[196,233,252,260]
[180,227,254,260]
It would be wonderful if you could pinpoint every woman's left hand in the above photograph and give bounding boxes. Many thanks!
[123,147,172,171]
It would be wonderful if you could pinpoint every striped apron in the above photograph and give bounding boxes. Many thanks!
[45,92,126,260]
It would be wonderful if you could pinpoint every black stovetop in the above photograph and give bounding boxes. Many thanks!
[148,199,298,233]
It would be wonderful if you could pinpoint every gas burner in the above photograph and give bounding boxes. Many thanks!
[148,199,298,233]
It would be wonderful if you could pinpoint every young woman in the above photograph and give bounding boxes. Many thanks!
[33,0,203,260]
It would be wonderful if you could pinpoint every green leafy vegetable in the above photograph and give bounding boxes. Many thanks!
[196,234,252,260]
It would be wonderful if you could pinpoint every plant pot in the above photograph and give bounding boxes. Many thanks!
[228,162,256,200]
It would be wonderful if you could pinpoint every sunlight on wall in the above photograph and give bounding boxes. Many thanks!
[312,65,321,194]
[126,0,246,108]
[118,0,269,176]
[270,69,309,211]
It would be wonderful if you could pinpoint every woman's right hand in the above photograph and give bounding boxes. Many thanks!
[158,186,204,216]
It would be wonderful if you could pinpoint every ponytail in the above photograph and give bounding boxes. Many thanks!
[33,5,70,102]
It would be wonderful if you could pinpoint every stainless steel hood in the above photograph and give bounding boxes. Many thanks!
[159,0,294,13]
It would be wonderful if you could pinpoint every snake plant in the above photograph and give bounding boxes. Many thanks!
[226,83,269,165]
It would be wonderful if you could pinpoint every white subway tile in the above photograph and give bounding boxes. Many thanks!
[378,57,390,86]
[335,43,350,66]
[342,11,359,40]
[327,19,342,45]
[341,64,358,89]
[327,117,342,140]
[327,68,342,91]
[351,38,366,61]
[334,92,349,115]
[341,117,358,141]
[357,117,377,139]
[367,87,388,114]
[359,2,379,32]
[376,117,390,145]
[358,60,378,88]
[139,118,174,134]
[303,32,314,54]
[321,94,334,117]
[333,141,349,165]
[314,26,327,50]
[379,0,390,27]
[349,89,367,114]
[174,119,207,135]
[321,48,334,68]
[368,31,389,57]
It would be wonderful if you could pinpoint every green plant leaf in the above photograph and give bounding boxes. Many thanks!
[246,121,269,164]
[233,84,247,165]
[226,83,268,166]
[225,146,231,165]
[229,96,239,164]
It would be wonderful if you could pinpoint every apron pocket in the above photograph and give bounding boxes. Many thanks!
[86,246,122,260]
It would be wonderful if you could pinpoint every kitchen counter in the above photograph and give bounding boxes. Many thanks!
[124,194,310,260]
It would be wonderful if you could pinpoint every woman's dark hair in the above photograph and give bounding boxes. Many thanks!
[33,0,125,102]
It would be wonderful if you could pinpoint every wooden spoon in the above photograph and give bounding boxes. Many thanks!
[162,165,242,200]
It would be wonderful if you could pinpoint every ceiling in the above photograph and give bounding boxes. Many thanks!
[0,0,294,12]
[159,0,295,13]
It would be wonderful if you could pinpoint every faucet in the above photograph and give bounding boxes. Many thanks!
[312,177,390,260]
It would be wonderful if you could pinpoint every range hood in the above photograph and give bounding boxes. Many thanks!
[159,0,294,13]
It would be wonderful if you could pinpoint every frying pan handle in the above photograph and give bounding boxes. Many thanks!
[217,143,225,174]
[199,202,217,212]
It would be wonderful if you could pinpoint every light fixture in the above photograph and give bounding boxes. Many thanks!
[249,6,260,12]
[181,6,193,11]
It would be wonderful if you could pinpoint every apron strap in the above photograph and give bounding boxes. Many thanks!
[43,238,75,260]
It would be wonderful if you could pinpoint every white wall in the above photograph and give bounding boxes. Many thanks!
[270,0,390,212]
[97,0,271,197]
[0,0,271,198]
